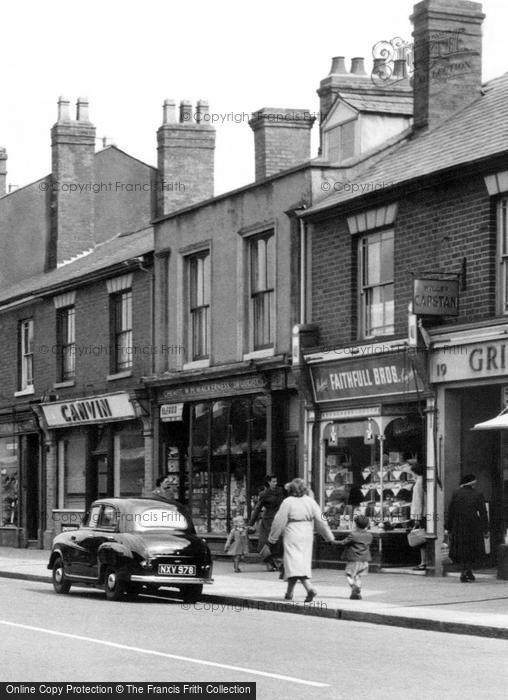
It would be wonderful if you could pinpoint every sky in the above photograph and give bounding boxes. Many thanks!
[1,0,507,196]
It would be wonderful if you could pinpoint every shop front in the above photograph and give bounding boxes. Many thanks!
[0,412,40,547]
[36,391,149,546]
[431,326,508,572]
[150,369,299,542]
[303,347,435,569]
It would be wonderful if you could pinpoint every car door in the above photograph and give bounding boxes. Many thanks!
[67,505,102,578]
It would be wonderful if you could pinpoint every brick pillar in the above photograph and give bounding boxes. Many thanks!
[43,433,57,549]
[142,416,154,495]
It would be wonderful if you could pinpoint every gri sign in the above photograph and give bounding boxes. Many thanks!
[431,341,508,383]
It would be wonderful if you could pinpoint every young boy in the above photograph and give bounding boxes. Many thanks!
[333,514,373,599]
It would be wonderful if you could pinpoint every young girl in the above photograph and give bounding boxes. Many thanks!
[224,515,250,572]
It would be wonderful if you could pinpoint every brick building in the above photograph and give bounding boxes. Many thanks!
[0,97,214,547]
[297,0,508,573]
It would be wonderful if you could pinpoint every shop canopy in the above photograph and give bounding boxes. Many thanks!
[472,408,508,430]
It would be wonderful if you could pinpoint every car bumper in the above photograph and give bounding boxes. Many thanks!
[130,575,213,585]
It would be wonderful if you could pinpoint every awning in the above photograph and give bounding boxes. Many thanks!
[472,408,508,430]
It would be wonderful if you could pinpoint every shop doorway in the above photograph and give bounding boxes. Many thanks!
[445,385,502,561]
[24,434,40,542]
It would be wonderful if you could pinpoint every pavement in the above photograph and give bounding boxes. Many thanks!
[2,547,508,639]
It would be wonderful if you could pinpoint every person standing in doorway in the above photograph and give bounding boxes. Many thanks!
[445,473,489,582]
[410,461,427,571]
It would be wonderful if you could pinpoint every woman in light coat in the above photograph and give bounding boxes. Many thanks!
[268,478,335,602]
[410,462,427,571]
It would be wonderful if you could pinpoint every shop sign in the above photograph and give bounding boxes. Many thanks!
[160,403,184,422]
[160,375,266,402]
[311,353,424,403]
[431,341,508,383]
[41,392,136,428]
[412,278,459,316]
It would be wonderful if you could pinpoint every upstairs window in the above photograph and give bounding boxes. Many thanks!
[111,290,132,372]
[19,319,34,390]
[359,229,394,338]
[326,119,356,163]
[188,251,210,361]
[250,232,275,350]
[498,197,508,314]
[56,306,75,381]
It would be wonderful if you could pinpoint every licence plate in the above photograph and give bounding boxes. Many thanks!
[158,564,196,576]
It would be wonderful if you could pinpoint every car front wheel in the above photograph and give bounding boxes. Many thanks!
[181,584,203,604]
[104,567,127,601]
[52,556,71,594]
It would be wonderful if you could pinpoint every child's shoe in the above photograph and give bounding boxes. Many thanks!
[350,585,362,600]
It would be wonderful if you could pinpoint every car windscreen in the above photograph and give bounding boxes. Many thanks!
[130,507,189,531]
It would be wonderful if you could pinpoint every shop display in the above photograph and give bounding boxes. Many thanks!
[323,431,419,532]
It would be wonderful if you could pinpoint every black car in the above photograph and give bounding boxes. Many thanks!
[47,498,213,602]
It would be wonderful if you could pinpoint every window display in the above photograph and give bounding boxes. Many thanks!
[322,416,423,531]
[0,437,19,527]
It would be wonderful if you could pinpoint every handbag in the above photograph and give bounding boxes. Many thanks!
[407,528,426,548]
[259,543,272,561]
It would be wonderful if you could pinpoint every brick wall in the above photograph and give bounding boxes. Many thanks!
[310,173,495,347]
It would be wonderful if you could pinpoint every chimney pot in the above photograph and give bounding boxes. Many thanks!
[393,58,407,79]
[350,57,366,75]
[76,97,90,122]
[329,56,348,74]
[0,147,7,197]
[57,96,71,122]
[196,100,210,123]
[163,99,177,124]
[179,100,193,123]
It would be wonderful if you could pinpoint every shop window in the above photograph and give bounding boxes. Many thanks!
[191,402,211,533]
[110,290,132,372]
[188,251,210,360]
[498,197,508,313]
[18,319,34,390]
[249,232,275,350]
[0,437,19,527]
[188,396,268,534]
[116,428,144,498]
[322,417,423,531]
[56,306,75,381]
[58,434,87,509]
[359,229,394,338]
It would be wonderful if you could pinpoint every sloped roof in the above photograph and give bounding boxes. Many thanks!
[307,72,508,214]
[340,92,413,115]
[0,226,153,306]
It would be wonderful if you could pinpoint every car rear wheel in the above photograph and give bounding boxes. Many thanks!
[52,556,71,594]
[104,567,127,601]
[181,584,203,604]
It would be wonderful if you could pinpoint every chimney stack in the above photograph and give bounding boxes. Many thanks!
[249,108,315,181]
[411,0,484,131]
[50,96,96,267]
[0,147,7,197]
[157,99,216,216]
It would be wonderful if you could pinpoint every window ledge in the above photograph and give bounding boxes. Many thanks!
[14,386,34,397]
[53,380,75,389]
[243,348,275,361]
[107,370,132,381]
[183,359,210,370]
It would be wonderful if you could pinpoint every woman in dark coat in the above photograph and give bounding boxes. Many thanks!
[249,475,285,570]
[445,474,489,582]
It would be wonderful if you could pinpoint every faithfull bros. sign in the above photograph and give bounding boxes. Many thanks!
[310,353,424,403]
[41,392,136,428]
